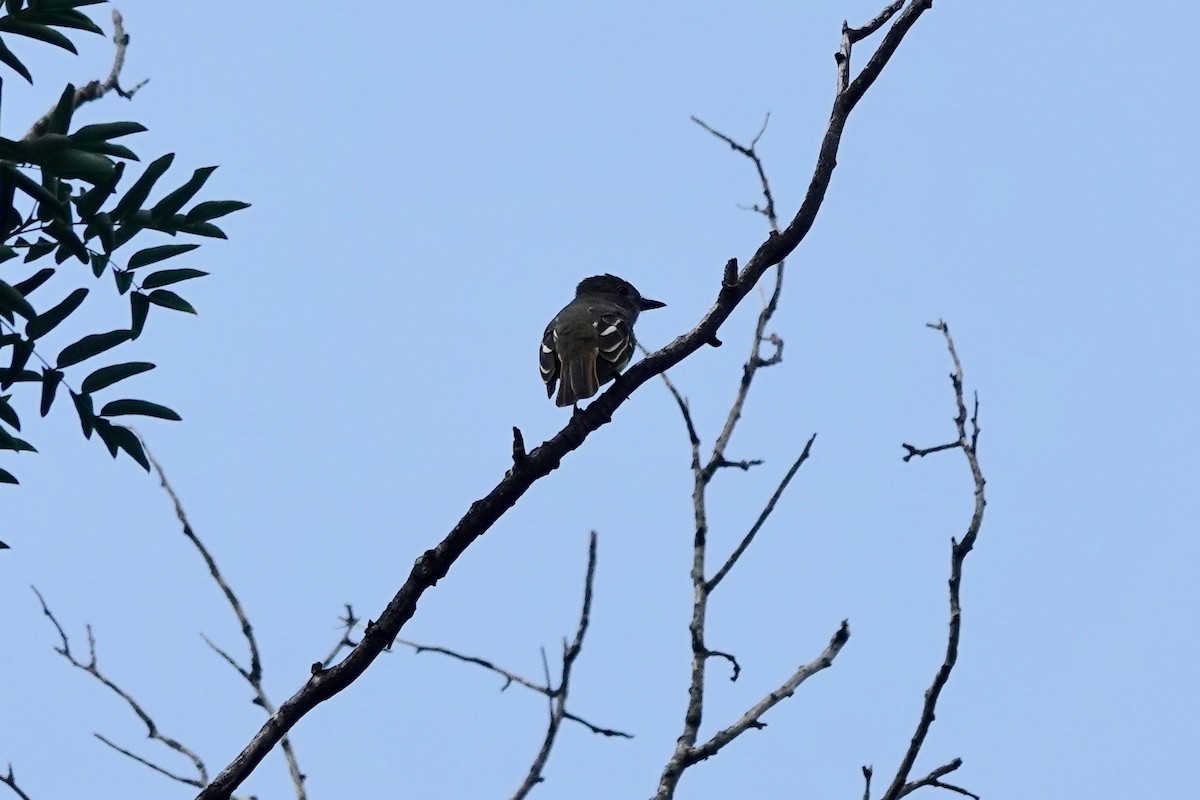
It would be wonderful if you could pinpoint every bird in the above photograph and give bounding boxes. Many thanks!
[540,274,666,408]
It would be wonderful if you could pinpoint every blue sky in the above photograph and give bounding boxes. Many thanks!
[2,2,1197,799]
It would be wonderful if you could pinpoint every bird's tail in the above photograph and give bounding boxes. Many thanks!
[556,351,599,407]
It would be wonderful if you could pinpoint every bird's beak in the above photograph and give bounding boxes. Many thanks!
[639,297,667,311]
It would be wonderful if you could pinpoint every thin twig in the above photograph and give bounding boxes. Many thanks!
[94,735,202,788]
[877,321,985,800]
[29,587,209,786]
[692,114,785,474]
[896,759,979,800]
[24,10,149,141]
[707,433,817,593]
[141,440,308,800]
[395,636,631,739]
[510,532,601,799]
[319,605,361,670]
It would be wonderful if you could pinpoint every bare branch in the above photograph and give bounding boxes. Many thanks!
[847,1,905,43]
[1,765,34,800]
[196,4,933,794]
[692,115,785,473]
[654,622,850,799]
[878,321,986,800]
[141,441,308,799]
[24,10,149,141]
[688,621,850,764]
[94,735,202,788]
[29,587,210,786]
[707,433,817,593]
[691,113,778,227]
[862,765,874,800]
[319,605,361,670]
[511,532,601,799]
[896,759,979,800]
[393,636,631,739]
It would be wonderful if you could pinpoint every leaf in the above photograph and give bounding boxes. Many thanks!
[113,269,132,294]
[111,152,174,222]
[0,394,18,429]
[151,165,216,222]
[99,398,181,421]
[0,163,69,220]
[0,426,35,452]
[0,279,35,320]
[46,82,77,135]
[129,291,149,338]
[30,9,102,35]
[93,419,149,470]
[45,218,88,263]
[147,289,196,314]
[72,141,138,161]
[185,199,250,223]
[12,267,54,295]
[0,368,38,387]
[0,38,32,83]
[0,21,78,54]
[70,389,93,438]
[45,148,115,183]
[74,160,125,218]
[56,328,131,368]
[39,368,62,416]
[0,467,16,485]
[81,361,154,394]
[70,121,147,142]
[90,210,113,253]
[25,287,86,340]
[23,239,58,262]
[141,268,207,289]
[178,220,226,239]
[126,243,199,270]
[1,339,33,389]
[90,251,108,278]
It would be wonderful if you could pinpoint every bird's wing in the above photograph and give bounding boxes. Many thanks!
[539,321,560,398]
[595,312,635,375]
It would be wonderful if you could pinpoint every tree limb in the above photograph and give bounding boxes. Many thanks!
[24,9,149,141]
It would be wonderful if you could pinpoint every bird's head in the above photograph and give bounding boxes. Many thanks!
[576,274,666,311]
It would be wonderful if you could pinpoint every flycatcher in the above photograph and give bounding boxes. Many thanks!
[540,274,666,407]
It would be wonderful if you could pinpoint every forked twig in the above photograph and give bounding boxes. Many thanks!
[24,9,149,141]
[875,321,986,800]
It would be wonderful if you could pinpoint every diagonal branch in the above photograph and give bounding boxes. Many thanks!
[195,4,933,796]
[687,621,850,764]
[877,320,986,800]
[706,433,817,593]
[94,735,202,788]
